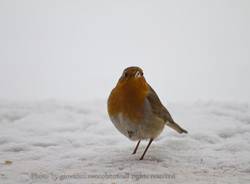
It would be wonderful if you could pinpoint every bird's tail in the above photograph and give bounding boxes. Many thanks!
[166,121,188,134]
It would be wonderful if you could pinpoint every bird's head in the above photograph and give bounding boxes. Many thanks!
[116,66,148,95]
[119,66,145,82]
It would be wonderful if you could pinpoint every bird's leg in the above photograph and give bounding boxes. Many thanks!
[132,140,141,154]
[139,138,153,160]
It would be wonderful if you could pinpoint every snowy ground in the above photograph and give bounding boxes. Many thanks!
[0,100,250,184]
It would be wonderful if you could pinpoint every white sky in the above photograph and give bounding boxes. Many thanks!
[0,0,250,102]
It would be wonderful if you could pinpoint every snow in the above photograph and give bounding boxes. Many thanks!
[0,100,250,184]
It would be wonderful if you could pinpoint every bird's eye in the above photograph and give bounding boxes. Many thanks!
[135,71,142,78]
[123,72,128,77]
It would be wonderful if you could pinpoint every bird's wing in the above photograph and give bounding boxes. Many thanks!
[146,84,174,123]
[146,84,188,134]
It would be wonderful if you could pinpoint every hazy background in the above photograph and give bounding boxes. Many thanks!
[0,0,249,103]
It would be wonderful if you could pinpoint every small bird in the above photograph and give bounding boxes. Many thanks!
[107,66,188,160]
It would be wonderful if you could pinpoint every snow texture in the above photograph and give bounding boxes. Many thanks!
[0,100,250,184]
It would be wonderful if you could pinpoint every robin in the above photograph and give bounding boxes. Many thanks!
[107,66,188,160]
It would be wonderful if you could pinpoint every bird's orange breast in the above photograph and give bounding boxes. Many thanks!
[108,78,149,123]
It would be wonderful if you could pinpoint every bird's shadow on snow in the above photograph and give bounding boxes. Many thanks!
[88,140,186,172]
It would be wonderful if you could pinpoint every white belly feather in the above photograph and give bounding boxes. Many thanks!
[110,113,165,141]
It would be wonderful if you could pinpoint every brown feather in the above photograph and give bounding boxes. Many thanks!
[108,76,149,123]
[146,85,188,134]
